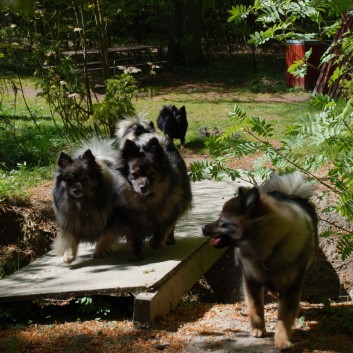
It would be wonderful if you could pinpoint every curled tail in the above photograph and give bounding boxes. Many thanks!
[261,172,314,199]
[74,137,117,166]
[116,112,154,140]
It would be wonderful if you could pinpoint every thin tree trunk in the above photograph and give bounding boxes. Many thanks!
[92,0,111,80]
[168,0,204,67]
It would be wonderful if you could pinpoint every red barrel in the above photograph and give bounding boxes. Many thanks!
[286,40,326,89]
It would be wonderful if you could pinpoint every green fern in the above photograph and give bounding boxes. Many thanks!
[227,5,252,25]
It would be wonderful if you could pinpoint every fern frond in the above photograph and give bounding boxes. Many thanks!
[227,5,252,24]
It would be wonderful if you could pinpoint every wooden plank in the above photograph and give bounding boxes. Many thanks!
[133,240,226,328]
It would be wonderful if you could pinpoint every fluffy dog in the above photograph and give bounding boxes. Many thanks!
[116,116,192,260]
[52,139,121,264]
[157,105,188,147]
[202,172,318,350]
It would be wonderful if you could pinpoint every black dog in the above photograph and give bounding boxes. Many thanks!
[157,105,188,147]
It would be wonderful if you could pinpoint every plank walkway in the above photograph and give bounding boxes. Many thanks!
[0,179,246,327]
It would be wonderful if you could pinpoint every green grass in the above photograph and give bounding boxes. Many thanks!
[135,85,319,142]
[0,75,51,117]
[0,55,320,200]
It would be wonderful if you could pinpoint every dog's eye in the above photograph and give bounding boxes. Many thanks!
[131,172,139,179]
[148,171,157,179]
[81,176,88,183]
[220,220,233,228]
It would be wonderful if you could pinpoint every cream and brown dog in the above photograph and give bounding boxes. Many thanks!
[202,172,318,350]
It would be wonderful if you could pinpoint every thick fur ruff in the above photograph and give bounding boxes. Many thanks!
[52,140,122,264]
[202,172,318,350]
[157,105,188,147]
[116,116,192,260]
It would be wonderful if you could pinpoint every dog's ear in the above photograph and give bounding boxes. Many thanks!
[121,139,140,160]
[80,149,96,164]
[148,121,155,130]
[239,187,260,214]
[180,106,186,113]
[172,105,177,111]
[144,137,164,156]
[57,152,73,168]
[135,124,146,136]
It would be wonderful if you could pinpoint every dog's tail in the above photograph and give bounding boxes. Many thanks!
[116,111,152,139]
[261,172,314,199]
[74,137,117,166]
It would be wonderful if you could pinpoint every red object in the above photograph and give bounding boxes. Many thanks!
[285,40,326,89]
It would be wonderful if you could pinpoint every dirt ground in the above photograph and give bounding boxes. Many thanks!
[1,299,353,352]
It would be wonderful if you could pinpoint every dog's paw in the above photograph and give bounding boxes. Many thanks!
[275,321,292,350]
[62,253,75,264]
[165,235,176,245]
[149,237,162,249]
[93,247,112,258]
[251,328,266,338]
[129,252,145,261]
[275,338,292,351]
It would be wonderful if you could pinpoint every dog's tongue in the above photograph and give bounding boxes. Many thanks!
[209,237,221,247]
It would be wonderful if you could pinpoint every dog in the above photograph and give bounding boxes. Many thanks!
[52,139,123,264]
[157,105,188,147]
[115,116,192,260]
[202,172,318,350]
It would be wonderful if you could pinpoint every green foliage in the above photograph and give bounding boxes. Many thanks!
[189,158,242,182]
[218,0,353,258]
[321,302,353,334]
[0,166,52,202]
[2,336,19,353]
[229,104,274,139]
[75,296,111,320]
[191,96,353,259]
[0,305,16,327]
[37,55,95,141]
[228,0,353,98]
[227,5,252,25]
[92,74,139,137]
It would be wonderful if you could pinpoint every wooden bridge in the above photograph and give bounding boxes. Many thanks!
[0,179,246,327]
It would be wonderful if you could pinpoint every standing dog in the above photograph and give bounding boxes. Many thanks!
[52,139,121,264]
[116,116,192,260]
[157,105,188,147]
[202,172,318,350]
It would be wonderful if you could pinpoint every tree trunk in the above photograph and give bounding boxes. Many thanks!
[92,0,111,80]
[168,0,204,67]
